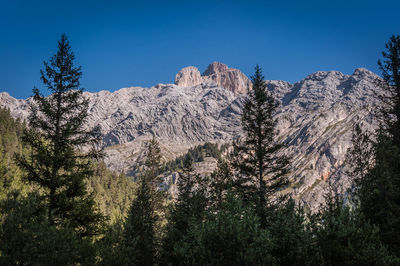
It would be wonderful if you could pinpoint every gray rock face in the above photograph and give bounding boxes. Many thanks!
[0,66,382,210]
[175,62,252,94]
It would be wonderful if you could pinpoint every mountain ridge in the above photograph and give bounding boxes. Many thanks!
[0,64,381,210]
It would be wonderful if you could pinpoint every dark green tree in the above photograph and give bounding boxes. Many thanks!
[233,65,290,227]
[174,194,276,265]
[160,155,208,265]
[268,199,317,265]
[0,191,96,265]
[377,35,400,148]
[357,132,400,254]
[345,123,374,203]
[145,136,163,186]
[354,35,400,255]
[208,158,233,209]
[312,188,398,265]
[14,34,104,238]
[123,176,157,266]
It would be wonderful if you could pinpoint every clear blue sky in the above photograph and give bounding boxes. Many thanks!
[1,0,399,99]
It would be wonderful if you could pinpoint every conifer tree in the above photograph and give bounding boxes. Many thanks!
[160,155,207,265]
[313,188,398,265]
[145,136,163,187]
[15,34,104,238]
[377,35,400,148]
[357,132,400,254]
[355,35,400,254]
[345,123,374,202]
[174,194,276,265]
[233,65,290,227]
[208,158,233,209]
[123,176,157,266]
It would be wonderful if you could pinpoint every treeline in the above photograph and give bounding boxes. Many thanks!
[0,34,400,265]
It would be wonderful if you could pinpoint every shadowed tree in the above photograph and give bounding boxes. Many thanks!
[377,35,400,148]
[123,176,157,266]
[345,123,374,203]
[233,65,290,228]
[145,136,163,187]
[160,155,208,265]
[354,35,400,255]
[15,34,104,238]
[208,158,234,209]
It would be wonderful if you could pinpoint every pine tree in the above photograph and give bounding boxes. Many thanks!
[145,136,163,187]
[15,34,104,238]
[313,187,398,265]
[345,123,374,203]
[123,176,157,266]
[208,158,233,209]
[173,193,276,265]
[160,155,207,265]
[357,132,400,254]
[377,35,400,148]
[233,65,290,227]
[354,35,400,255]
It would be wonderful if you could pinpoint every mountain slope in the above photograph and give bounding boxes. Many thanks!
[0,63,381,210]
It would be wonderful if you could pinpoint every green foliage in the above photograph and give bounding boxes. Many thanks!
[377,35,400,148]
[174,194,276,266]
[15,34,105,238]
[96,217,126,266]
[207,159,234,209]
[145,136,163,185]
[163,142,228,173]
[161,155,208,265]
[345,123,374,203]
[268,199,317,265]
[312,190,398,265]
[352,35,400,256]
[98,137,165,265]
[123,176,157,266]
[88,161,136,221]
[233,65,290,227]
[357,133,400,254]
[0,108,28,201]
[0,191,96,265]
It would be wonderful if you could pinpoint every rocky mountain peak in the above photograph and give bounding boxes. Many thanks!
[174,62,252,94]
[202,62,229,76]
[174,66,202,87]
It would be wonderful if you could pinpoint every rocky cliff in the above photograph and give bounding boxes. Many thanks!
[175,62,252,94]
[0,64,381,210]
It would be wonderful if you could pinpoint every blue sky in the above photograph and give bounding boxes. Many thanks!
[1,0,399,99]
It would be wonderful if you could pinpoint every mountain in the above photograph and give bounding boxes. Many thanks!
[0,63,381,210]
[175,62,252,94]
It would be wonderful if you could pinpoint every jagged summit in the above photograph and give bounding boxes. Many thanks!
[202,62,229,76]
[174,62,252,94]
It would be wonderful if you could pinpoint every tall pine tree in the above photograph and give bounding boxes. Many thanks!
[233,65,290,227]
[123,176,157,266]
[15,34,104,238]
[160,155,207,265]
[345,123,374,203]
[377,35,400,148]
[355,35,400,255]
[208,158,233,209]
